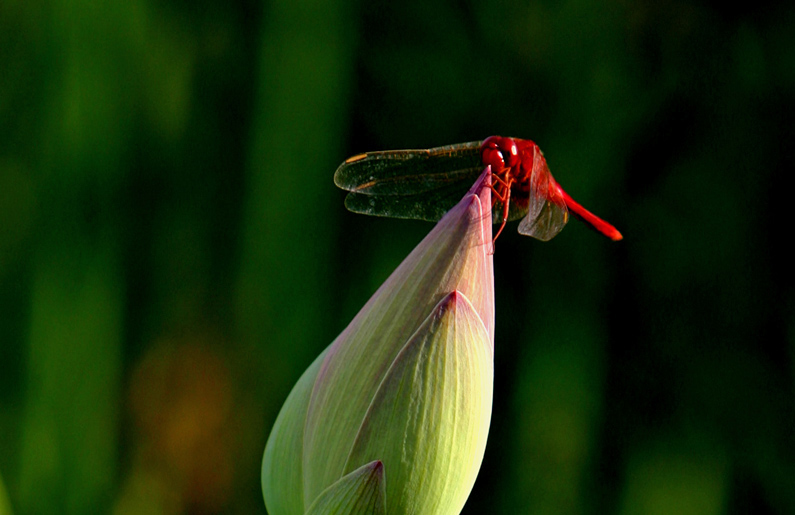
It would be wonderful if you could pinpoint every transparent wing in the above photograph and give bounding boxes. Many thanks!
[517,151,569,241]
[334,141,485,221]
[343,181,476,222]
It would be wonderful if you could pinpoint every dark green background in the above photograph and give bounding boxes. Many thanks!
[1,0,793,513]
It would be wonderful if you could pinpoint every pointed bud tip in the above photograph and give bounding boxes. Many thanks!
[448,167,493,245]
[362,460,384,489]
[436,290,465,314]
[467,166,492,194]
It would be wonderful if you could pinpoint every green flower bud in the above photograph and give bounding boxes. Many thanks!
[263,169,495,514]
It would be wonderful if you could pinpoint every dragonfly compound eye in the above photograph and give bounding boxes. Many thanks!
[481,147,505,172]
[497,137,520,168]
[481,136,505,171]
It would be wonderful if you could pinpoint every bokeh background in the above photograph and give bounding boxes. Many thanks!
[1,0,794,513]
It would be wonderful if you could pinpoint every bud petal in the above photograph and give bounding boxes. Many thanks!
[344,291,492,513]
[305,461,386,515]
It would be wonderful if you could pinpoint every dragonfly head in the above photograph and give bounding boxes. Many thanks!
[480,136,519,174]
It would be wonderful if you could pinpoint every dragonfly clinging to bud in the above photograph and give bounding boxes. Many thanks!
[334,136,622,242]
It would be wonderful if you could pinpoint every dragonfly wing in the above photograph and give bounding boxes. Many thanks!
[343,180,477,221]
[334,142,482,195]
[502,192,531,223]
[517,196,569,241]
[517,152,569,241]
[334,142,484,220]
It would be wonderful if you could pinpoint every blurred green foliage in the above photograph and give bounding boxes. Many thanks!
[1,0,793,513]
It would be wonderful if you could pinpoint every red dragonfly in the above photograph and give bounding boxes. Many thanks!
[334,136,622,242]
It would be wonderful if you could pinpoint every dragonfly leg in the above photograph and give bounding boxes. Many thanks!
[490,171,510,188]
[490,175,513,243]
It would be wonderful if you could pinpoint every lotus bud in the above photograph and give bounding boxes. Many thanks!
[262,168,495,514]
